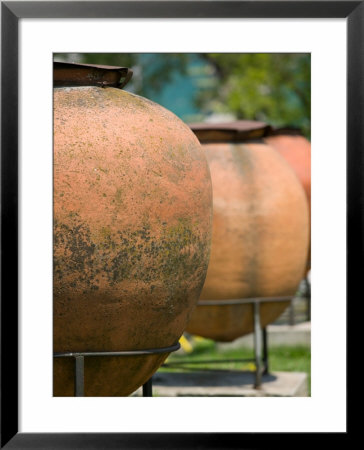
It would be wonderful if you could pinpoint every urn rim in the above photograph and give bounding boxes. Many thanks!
[53,61,133,89]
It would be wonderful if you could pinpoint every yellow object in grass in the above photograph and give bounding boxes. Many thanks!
[179,335,193,353]
[247,362,256,372]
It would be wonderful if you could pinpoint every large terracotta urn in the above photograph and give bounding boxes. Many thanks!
[185,121,309,342]
[53,62,212,396]
[265,128,311,270]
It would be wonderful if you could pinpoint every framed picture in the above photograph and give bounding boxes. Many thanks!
[1,1,355,447]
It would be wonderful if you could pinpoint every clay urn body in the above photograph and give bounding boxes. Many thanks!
[53,62,212,396]
[185,121,309,342]
[265,128,311,270]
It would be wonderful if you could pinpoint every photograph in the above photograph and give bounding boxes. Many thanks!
[1,1,353,446]
[53,53,311,398]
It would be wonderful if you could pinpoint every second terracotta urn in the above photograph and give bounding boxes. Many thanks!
[185,121,309,342]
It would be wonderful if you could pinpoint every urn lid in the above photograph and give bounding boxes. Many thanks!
[189,120,271,143]
[266,126,304,137]
[53,61,133,89]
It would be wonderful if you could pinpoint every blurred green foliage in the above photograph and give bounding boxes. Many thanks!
[199,53,310,138]
[54,53,310,138]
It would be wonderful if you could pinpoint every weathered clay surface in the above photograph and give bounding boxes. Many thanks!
[265,134,311,271]
[54,87,212,396]
[186,142,309,341]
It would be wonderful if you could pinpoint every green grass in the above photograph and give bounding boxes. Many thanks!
[160,338,311,395]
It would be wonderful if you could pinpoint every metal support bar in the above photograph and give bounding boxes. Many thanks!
[253,301,262,388]
[55,342,180,397]
[262,327,269,375]
[142,378,153,397]
[55,342,180,358]
[74,355,84,397]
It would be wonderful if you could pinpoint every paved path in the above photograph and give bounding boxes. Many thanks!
[133,371,308,397]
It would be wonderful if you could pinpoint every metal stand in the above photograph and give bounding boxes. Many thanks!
[262,327,269,375]
[54,342,180,397]
[74,355,84,397]
[253,301,262,388]
[163,296,292,389]
[142,378,153,397]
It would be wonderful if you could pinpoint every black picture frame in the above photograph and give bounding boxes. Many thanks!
[1,1,355,448]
